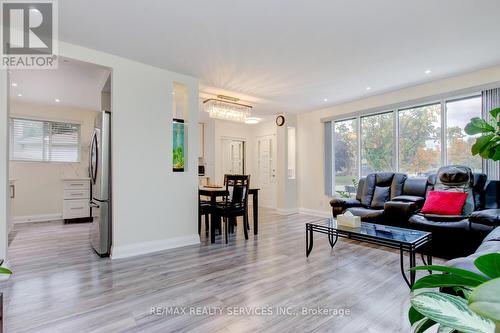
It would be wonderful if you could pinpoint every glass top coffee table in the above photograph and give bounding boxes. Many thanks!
[305,218,432,288]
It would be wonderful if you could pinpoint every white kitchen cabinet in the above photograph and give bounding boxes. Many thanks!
[63,179,91,220]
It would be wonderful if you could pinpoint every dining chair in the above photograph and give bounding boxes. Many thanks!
[223,174,250,231]
[213,175,250,243]
[198,194,210,236]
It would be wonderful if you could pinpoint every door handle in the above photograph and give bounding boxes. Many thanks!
[89,201,100,209]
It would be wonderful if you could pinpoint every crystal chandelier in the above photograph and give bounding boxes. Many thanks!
[203,95,252,123]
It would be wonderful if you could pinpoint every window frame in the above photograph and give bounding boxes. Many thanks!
[9,116,82,163]
[328,92,482,192]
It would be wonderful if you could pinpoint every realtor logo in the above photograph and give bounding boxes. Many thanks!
[1,0,58,69]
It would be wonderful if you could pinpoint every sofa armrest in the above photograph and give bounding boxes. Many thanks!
[391,195,425,207]
[330,198,362,217]
[469,209,500,227]
[384,201,418,221]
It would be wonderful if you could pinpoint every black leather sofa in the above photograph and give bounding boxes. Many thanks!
[330,172,500,259]
[446,226,500,274]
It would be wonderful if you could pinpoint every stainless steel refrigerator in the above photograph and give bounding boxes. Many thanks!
[89,111,112,257]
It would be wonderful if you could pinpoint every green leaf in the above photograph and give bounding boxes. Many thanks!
[414,318,437,333]
[412,274,485,291]
[474,253,500,279]
[489,108,500,119]
[453,286,473,300]
[410,265,488,284]
[410,306,425,325]
[469,278,500,322]
[411,292,495,333]
[0,267,12,275]
[472,134,495,156]
[437,325,456,333]
[465,118,495,135]
[491,145,500,162]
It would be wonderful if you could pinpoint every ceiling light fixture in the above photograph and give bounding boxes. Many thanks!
[366,86,372,91]
[323,98,328,102]
[17,93,22,97]
[245,117,261,125]
[203,95,252,123]
[55,98,60,103]
[425,69,432,74]
[11,83,17,87]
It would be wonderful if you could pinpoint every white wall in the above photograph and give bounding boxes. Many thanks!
[297,65,500,215]
[9,102,98,220]
[1,42,200,259]
[0,69,9,260]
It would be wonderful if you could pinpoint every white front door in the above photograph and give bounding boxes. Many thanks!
[222,139,245,175]
[257,135,276,208]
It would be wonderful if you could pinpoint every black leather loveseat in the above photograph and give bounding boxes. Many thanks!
[330,171,500,259]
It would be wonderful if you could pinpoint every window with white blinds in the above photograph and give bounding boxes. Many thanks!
[10,118,81,162]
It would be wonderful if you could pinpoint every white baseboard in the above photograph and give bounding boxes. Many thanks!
[298,208,331,218]
[111,234,200,260]
[275,208,299,215]
[13,213,63,224]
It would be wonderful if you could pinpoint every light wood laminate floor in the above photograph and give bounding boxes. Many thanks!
[2,210,442,333]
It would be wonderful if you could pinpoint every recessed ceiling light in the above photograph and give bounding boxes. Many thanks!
[366,86,372,91]
[245,117,261,125]
[11,83,17,87]
[425,69,432,74]
[55,98,60,103]
[17,93,22,97]
[323,98,328,102]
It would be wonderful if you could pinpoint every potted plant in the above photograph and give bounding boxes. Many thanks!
[408,253,499,333]
[465,108,500,160]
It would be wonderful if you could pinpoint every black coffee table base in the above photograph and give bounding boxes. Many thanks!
[306,222,432,288]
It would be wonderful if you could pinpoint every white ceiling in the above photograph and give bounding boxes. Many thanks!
[9,58,110,111]
[57,0,500,115]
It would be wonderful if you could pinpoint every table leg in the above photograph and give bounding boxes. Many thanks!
[410,250,416,287]
[253,191,259,235]
[328,232,338,248]
[210,194,216,244]
[400,246,412,289]
[306,225,314,257]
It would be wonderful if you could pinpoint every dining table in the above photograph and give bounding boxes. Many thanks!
[199,186,260,243]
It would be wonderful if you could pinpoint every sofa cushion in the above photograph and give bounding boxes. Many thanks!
[392,195,425,206]
[409,214,469,229]
[346,207,384,222]
[371,186,390,209]
[483,226,500,242]
[473,173,488,209]
[402,178,428,197]
[421,191,468,216]
[330,198,362,208]
[360,174,376,207]
[484,180,500,209]
[469,209,500,227]
[390,173,407,199]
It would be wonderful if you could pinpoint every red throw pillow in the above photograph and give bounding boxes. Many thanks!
[421,191,468,216]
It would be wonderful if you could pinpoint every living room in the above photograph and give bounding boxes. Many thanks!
[0,1,499,332]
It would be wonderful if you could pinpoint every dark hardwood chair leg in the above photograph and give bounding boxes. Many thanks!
[224,217,229,244]
[243,212,249,240]
[204,213,209,236]
[198,212,202,235]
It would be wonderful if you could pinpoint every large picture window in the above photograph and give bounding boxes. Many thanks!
[10,118,81,163]
[398,103,441,176]
[361,112,394,176]
[329,94,482,192]
[334,119,357,192]
[446,97,482,172]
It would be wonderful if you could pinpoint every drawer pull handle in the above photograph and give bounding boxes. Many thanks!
[70,193,83,196]
[70,207,84,210]
[70,184,84,186]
